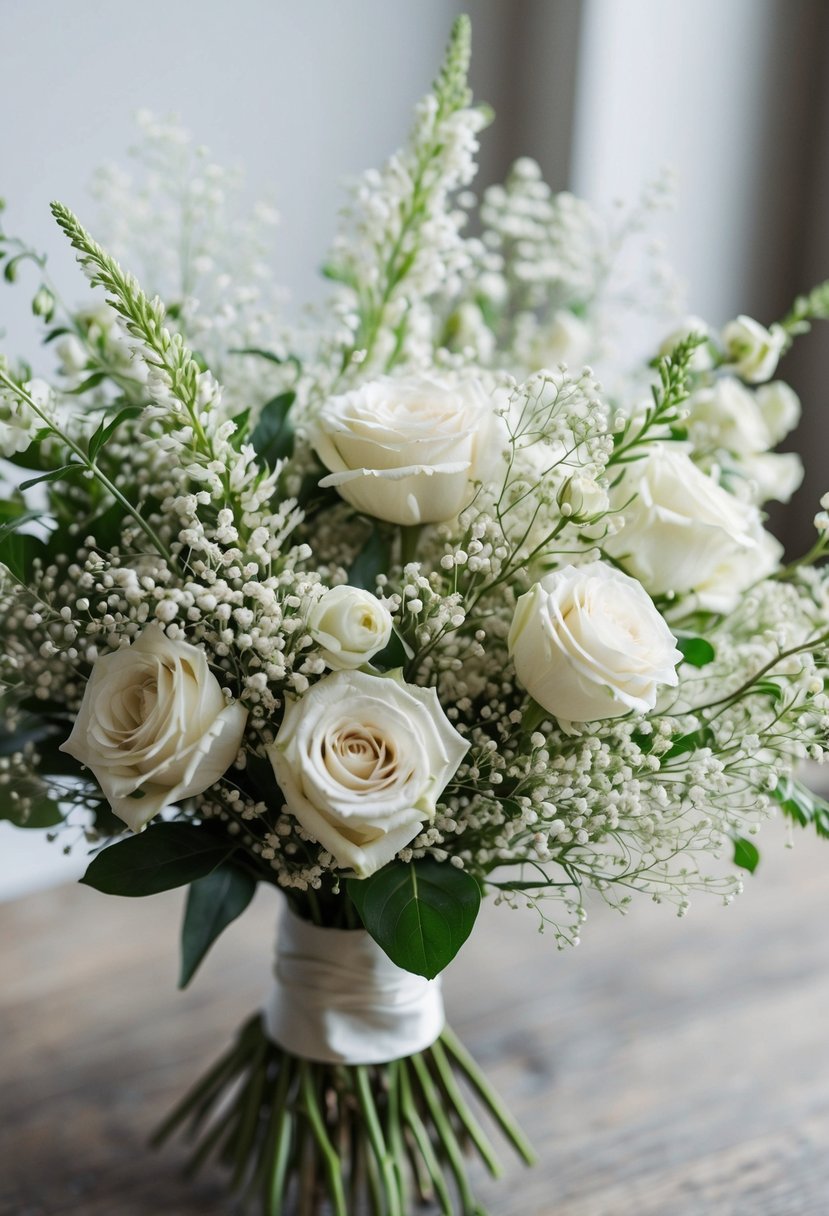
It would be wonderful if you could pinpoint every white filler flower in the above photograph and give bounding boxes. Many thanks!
[314,374,505,526]
[308,585,393,670]
[61,623,247,831]
[605,445,782,613]
[509,561,681,723]
[268,669,468,877]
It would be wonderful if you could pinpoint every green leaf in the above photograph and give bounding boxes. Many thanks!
[179,863,256,988]
[772,776,829,839]
[348,528,390,591]
[65,371,106,395]
[87,404,142,461]
[81,821,233,897]
[371,628,412,671]
[732,836,760,874]
[250,390,295,466]
[19,463,83,491]
[676,637,716,668]
[0,528,46,581]
[0,508,42,546]
[348,858,481,979]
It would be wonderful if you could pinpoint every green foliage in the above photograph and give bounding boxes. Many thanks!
[0,789,63,828]
[249,390,295,467]
[609,333,705,466]
[179,863,257,988]
[348,527,390,591]
[773,776,829,840]
[779,279,829,340]
[434,15,473,114]
[732,836,760,874]
[676,637,716,668]
[81,821,234,897]
[348,858,481,979]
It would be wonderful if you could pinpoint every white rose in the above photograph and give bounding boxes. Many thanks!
[686,377,770,455]
[268,669,468,878]
[508,561,680,723]
[308,585,393,670]
[60,623,247,831]
[721,314,786,384]
[755,380,801,445]
[738,451,803,504]
[314,374,506,526]
[605,446,781,613]
[532,310,592,370]
[658,315,714,372]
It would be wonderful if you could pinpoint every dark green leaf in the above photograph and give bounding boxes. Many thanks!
[732,836,760,874]
[179,863,257,988]
[88,404,142,461]
[0,791,64,829]
[43,325,73,343]
[371,628,412,671]
[676,637,716,668]
[81,822,233,897]
[348,528,390,591]
[229,346,285,365]
[65,372,106,395]
[348,858,481,979]
[250,390,295,466]
[0,529,47,580]
[19,464,83,491]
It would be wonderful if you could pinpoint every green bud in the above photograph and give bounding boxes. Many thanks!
[32,286,55,322]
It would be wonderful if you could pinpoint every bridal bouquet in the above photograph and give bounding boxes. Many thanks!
[2,16,828,1215]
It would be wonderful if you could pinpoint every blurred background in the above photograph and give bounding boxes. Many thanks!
[2,0,828,897]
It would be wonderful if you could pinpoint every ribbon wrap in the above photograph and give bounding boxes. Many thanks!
[263,907,445,1065]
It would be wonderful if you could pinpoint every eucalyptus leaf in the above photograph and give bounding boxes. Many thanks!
[348,858,481,979]
[81,821,233,897]
[179,863,256,988]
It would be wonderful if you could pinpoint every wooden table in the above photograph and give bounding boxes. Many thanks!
[2,817,828,1216]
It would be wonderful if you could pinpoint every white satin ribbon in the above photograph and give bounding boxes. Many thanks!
[263,907,445,1064]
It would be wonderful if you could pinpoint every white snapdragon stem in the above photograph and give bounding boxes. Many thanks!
[263,907,445,1064]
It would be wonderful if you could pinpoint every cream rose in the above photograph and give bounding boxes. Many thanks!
[721,314,786,384]
[313,374,506,526]
[604,446,782,613]
[755,380,801,445]
[267,669,468,877]
[60,624,247,831]
[308,585,393,670]
[508,561,681,723]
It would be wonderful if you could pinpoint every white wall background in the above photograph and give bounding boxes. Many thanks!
[1,0,824,897]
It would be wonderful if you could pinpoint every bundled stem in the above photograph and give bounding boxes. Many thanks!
[153,1014,535,1216]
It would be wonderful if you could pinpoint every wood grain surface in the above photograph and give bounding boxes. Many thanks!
[1,817,828,1216]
